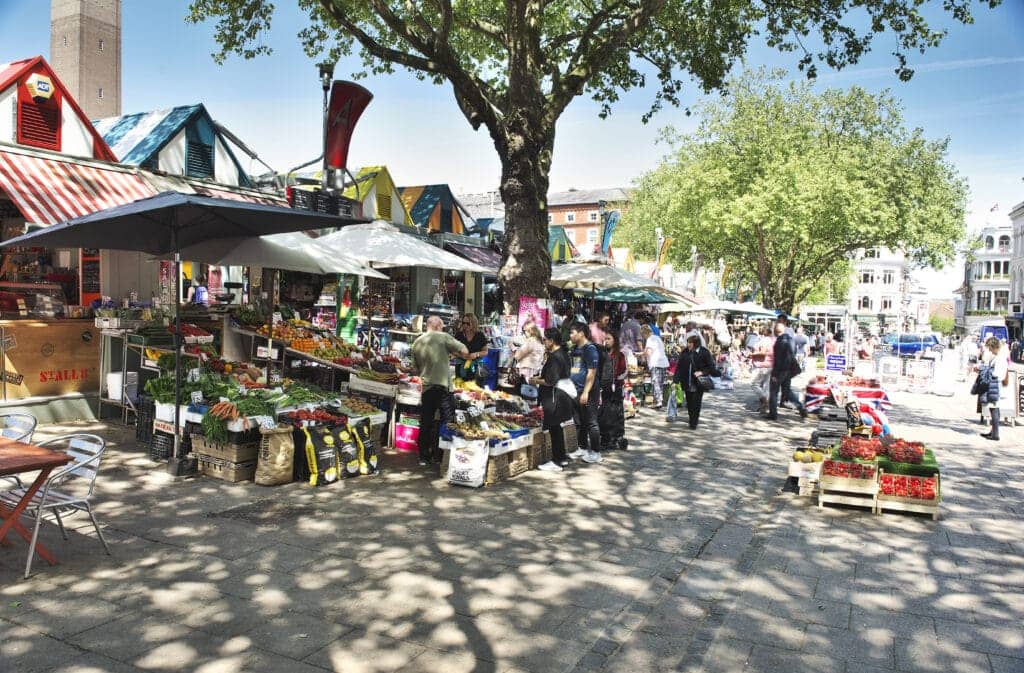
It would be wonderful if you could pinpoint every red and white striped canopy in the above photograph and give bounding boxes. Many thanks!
[0,149,156,226]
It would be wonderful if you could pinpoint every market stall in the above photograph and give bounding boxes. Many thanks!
[803,375,894,414]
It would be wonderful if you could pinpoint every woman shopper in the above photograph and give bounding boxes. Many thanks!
[532,328,575,470]
[673,334,721,429]
[980,336,1008,441]
[642,325,669,409]
[599,330,628,451]
[513,324,545,382]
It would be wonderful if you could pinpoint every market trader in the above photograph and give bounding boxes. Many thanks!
[412,316,469,466]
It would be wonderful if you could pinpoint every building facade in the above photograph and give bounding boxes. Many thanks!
[955,224,1013,333]
[848,247,907,332]
[50,0,121,120]
[546,188,630,254]
[1007,201,1024,339]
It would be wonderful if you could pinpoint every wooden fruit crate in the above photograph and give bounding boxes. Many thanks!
[875,471,941,520]
[819,473,878,512]
[528,430,552,468]
[190,434,258,463]
[485,446,531,485]
[197,455,256,483]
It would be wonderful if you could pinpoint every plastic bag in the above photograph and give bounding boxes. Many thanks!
[447,438,490,488]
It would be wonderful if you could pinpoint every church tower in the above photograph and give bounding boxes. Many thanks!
[50,0,121,120]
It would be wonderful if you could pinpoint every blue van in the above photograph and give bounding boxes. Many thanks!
[882,333,943,356]
[978,320,1009,345]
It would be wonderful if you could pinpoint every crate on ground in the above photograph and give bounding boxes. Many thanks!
[529,430,552,468]
[136,397,155,444]
[875,470,941,520]
[149,430,175,462]
[561,421,577,452]
[256,424,296,486]
[190,434,258,463]
[394,422,419,452]
[197,455,256,483]
[486,446,530,484]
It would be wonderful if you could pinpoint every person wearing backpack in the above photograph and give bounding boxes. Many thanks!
[568,322,602,464]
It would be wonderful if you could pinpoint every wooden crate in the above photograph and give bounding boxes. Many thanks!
[876,471,941,520]
[484,446,531,485]
[561,421,578,453]
[197,455,256,483]
[819,472,878,512]
[528,430,551,468]
[190,434,258,463]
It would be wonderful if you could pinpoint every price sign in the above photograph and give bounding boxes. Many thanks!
[455,410,466,423]
[254,415,277,430]
[479,421,489,431]
[272,312,283,324]
[256,346,279,359]
[190,390,203,404]
[467,405,482,417]
[238,384,247,396]
[219,396,229,403]
[825,354,847,372]
[269,371,282,384]
[187,367,201,382]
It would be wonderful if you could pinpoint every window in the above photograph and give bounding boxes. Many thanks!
[587,229,598,243]
[860,270,874,284]
[882,270,894,285]
[589,211,599,222]
[985,236,994,250]
[859,296,872,310]
[62,36,67,47]
[186,141,214,178]
[977,290,992,310]
[998,235,1010,252]
[98,87,103,99]
[99,39,104,51]
[566,213,576,223]
[881,297,893,311]
[995,291,1009,311]
[17,99,61,151]
[547,214,553,224]
[985,261,992,277]
[863,248,878,258]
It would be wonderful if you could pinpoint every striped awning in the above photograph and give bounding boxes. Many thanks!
[0,149,156,226]
[190,184,285,207]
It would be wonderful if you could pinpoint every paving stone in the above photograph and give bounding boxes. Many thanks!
[717,608,808,650]
[5,594,122,639]
[850,607,937,639]
[303,629,427,673]
[65,612,194,662]
[680,637,753,673]
[735,593,852,629]
[637,595,710,636]
[988,654,1024,673]
[600,629,691,673]
[745,644,844,673]
[932,617,1024,659]
[804,624,895,668]
[893,634,992,673]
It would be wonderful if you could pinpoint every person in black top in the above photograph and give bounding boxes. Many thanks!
[455,313,489,380]
[767,321,808,420]
[531,328,574,469]
[673,334,721,429]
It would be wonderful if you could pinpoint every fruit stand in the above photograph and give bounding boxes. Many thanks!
[804,375,893,414]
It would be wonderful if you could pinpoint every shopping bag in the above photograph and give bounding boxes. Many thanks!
[674,384,684,405]
[447,438,490,488]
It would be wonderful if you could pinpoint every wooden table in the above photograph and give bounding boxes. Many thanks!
[0,438,72,566]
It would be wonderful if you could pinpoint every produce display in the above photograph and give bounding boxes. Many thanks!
[356,369,400,384]
[285,409,348,428]
[879,473,938,500]
[792,448,828,463]
[168,323,213,343]
[844,376,880,388]
[882,438,925,464]
[821,459,876,480]
[336,397,380,417]
[839,436,882,461]
[445,412,538,440]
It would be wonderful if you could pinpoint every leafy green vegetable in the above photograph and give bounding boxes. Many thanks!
[202,413,229,443]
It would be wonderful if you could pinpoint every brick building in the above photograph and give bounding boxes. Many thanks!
[546,188,630,253]
[50,0,121,120]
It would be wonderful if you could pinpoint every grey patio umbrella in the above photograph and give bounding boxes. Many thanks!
[2,191,367,475]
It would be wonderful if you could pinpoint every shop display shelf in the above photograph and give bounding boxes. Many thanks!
[348,376,398,397]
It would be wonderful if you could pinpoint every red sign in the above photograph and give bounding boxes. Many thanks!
[326,81,373,171]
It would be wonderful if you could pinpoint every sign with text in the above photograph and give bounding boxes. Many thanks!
[825,354,848,372]
[517,296,550,332]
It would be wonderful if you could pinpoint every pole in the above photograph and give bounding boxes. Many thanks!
[319,63,334,193]
[167,221,187,475]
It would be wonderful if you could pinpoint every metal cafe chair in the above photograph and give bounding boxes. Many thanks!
[0,433,111,578]
[0,413,38,489]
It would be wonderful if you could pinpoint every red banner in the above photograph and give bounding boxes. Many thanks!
[326,81,373,171]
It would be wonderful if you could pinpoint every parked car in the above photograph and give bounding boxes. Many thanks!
[881,333,943,356]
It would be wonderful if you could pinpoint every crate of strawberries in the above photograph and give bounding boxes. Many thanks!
[881,438,925,464]
[838,436,882,461]
[820,459,878,492]
[878,473,939,501]
[285,408,348,429]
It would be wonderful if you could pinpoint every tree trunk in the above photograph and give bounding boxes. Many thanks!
[496,122,554,305]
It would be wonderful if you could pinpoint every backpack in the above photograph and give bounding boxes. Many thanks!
[597,345,614,389]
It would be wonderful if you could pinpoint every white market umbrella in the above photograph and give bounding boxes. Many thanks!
[173,235,388,278]
[549,261,664,290]
[311,220,487,272]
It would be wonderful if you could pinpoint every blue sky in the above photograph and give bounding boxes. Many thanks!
[1,1,1023,294]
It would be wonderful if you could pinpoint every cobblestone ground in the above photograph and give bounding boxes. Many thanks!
[1,380,1022,673]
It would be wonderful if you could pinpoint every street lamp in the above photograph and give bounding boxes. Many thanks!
[318,61,336,192]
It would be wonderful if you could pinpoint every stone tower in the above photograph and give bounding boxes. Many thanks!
[50,0,122,120]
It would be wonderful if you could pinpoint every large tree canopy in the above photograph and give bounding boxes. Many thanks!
[616,70,969,313]
[188,0,995,302]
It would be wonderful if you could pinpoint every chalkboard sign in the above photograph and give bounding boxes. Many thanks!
[81,260,101,293]
[1017,374,1024,417]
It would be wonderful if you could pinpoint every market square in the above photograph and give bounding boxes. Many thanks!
[1,1,1024,672]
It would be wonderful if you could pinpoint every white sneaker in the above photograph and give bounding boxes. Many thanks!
[537,461,563,472]
[568,449,585,460]
[582,451,602,464]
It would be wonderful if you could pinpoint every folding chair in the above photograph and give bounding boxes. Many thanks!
[0,413,37,489]
[0,433,110,578]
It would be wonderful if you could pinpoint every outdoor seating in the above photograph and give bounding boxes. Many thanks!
[0,433,110,578]
[0,413,37,489]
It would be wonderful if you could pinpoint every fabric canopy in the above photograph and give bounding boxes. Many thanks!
[0,191,366,255]
[584,287,678,303]
[313,221,487,272]
[0,148,156,226]
[550,261,662,290]
[171,236,387,278]
[444,242,501,273]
